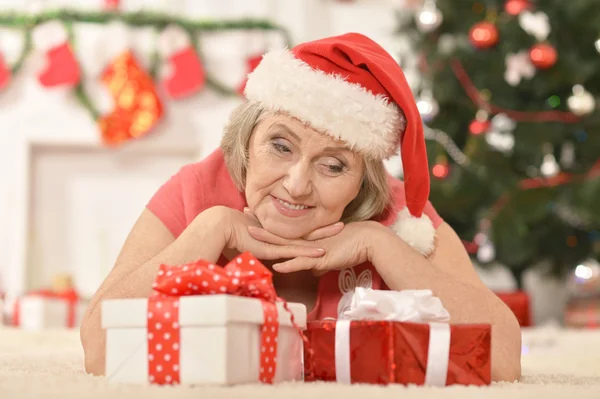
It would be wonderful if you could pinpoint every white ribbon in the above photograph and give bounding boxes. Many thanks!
[333,288,452,385]
[424,322,451,386]
[334,320,352,384]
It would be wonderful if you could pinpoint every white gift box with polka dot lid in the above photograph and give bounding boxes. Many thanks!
[101,294,307,385]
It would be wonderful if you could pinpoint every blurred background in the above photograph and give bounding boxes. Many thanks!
[0,0,599,329]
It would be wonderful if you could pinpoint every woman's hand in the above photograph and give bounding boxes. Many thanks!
[214,206,328,261]
[247,219,381,273]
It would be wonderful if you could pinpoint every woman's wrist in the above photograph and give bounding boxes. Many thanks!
[183,206,231,262]
[363,221,401,264]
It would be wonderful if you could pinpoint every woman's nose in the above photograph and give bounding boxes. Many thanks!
[282,162,312,198]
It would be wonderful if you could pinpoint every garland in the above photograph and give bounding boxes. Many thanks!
[0,10,291,145]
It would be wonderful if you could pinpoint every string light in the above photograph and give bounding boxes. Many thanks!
[424,125,472,167]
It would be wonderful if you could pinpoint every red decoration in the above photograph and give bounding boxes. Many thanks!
[432,155,450,179]
[469,119,491,135]
[0,53,10,90]
[469,22,499,49]
[12,288,79,328]
[146,252,307,385]
[495,291,531,327]
[104,0,120,9]
[304,320,491,386]
[38,42,81,87]
[432,163,449,179]
[32,21,81,87]
[529,43,557,69]
[158,26,205,99]
[237,53,264,96]
[162,47,205,99]
[99,51,164,146]
[504,0,531,16]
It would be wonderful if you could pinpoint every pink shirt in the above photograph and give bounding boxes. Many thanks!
[147,148,443,321]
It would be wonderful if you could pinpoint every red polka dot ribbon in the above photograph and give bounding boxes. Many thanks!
[146,252,312,385]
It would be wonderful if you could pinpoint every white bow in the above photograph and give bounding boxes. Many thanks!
[519,11,551,41]
[486,113,516,154]
[505,51,535,87]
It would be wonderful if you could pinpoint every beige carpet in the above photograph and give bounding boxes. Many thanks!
[1,325,600,399]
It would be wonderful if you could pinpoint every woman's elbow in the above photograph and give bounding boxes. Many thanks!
[491,309,523,382]
[80,308,107,376]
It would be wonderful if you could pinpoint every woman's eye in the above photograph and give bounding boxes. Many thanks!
[272,142,291,153]
[325,163,345,174]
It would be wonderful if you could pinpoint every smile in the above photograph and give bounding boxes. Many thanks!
[270,195,314,217]
[275,198,310,210]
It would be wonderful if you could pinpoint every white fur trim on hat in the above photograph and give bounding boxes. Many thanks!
[243,49,404,159]
[390,208,436,256]
[157,25,191,58]
[32,21,67,52]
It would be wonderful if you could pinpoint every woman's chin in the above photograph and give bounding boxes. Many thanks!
[259,220,312,240]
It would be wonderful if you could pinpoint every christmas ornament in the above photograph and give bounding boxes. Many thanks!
[560,142,575,168]
[485,113,516,153]
[469,22,499,49]
[504,0,530,16]
[157,25,205,100]
[505,51,535,86]
[0,53,10,90]
[540,144,560,177]
[237,53,263,96]
[519,11,551,41]
[469,109,491,135]
[475,220,495,264]
[567,258,600,297]
[595,36,600,54]
[99,51,164,146]
[416,89,439,123]
[567,84,596,116]
[437,34,459,55]
[105,0,120,9]
[432,155,449,179]
[529,43,557,69]
[415,0,443,33]
[31,21,81,87]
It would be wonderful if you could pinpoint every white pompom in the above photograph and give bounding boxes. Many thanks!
[32,21,67,52]
[390,208,436,256]
[157,25,191,58]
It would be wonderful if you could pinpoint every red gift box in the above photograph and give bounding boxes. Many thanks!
[304,320,491,386]
[495,291,531,327]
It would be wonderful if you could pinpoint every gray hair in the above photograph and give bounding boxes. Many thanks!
[220,101,392,223]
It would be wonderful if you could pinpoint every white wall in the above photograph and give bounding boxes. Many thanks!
[0,0,415,296]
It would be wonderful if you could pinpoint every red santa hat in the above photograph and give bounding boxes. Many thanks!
[244,33,436,255]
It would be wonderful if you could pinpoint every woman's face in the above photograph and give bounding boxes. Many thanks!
[245,114,364,239]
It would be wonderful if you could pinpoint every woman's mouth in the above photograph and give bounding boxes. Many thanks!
[270,196,314,217]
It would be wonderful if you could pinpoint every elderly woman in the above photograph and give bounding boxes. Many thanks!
[80,33,521,381]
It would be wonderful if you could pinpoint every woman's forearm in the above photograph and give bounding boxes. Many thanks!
[80,209,228,375]
[367,227,522,382]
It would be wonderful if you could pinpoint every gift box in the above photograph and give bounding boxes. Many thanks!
[495,291,531,327]
[564,296,600,328]
[303,288,492,386]
[102,252,307,386]
[13,293,87,330]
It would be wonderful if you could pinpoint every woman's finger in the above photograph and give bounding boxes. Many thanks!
[259,244,325,261]
[273,257,320,273]
[302,222,344,241]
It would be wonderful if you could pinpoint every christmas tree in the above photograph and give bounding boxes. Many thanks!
[398,0,600,282]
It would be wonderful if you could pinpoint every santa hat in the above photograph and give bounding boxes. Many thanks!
[244,33,436,255]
